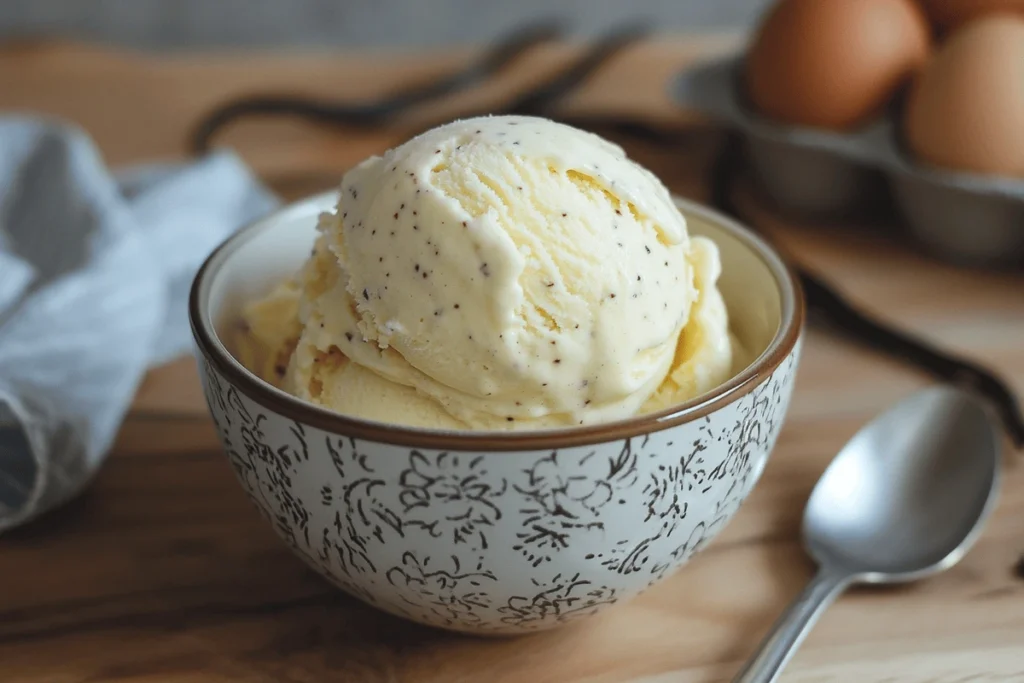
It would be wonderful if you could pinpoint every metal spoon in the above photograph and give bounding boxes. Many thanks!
[733,387,1002,683]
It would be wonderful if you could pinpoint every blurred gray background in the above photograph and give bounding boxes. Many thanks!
[0,0,770,50]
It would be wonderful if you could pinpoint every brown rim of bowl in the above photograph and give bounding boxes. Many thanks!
[189,191,805,451]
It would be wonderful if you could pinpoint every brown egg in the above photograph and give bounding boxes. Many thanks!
[744,0,932,130]
[919,0,1024,33]
[904,15,1024,177]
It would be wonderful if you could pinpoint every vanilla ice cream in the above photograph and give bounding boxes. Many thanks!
[235,115,734,430]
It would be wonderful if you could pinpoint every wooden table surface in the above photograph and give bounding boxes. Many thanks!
[1,34,1023,683]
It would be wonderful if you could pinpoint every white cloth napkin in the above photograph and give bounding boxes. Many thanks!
[0,117,279,533]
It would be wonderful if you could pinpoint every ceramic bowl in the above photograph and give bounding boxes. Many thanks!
[189,191,804,635]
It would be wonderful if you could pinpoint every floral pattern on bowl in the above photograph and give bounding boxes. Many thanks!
[198,347,799,634]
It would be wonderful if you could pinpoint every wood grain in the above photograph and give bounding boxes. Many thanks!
[1,35,1023,683]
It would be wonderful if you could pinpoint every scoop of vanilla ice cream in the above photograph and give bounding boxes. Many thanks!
[234,115,735,431]
[317,115,701,427]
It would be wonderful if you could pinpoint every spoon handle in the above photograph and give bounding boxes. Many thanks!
[732,568,851,683]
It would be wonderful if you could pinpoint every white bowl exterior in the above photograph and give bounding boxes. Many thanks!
[198,341,799,634]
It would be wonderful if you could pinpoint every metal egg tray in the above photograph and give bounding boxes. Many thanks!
[671,56,1024,269]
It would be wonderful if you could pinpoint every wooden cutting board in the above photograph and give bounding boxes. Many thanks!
[1,34,1022,683]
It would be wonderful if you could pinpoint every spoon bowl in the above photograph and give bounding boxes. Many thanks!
[734,386,1002,683]
[804,387,1001,581]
